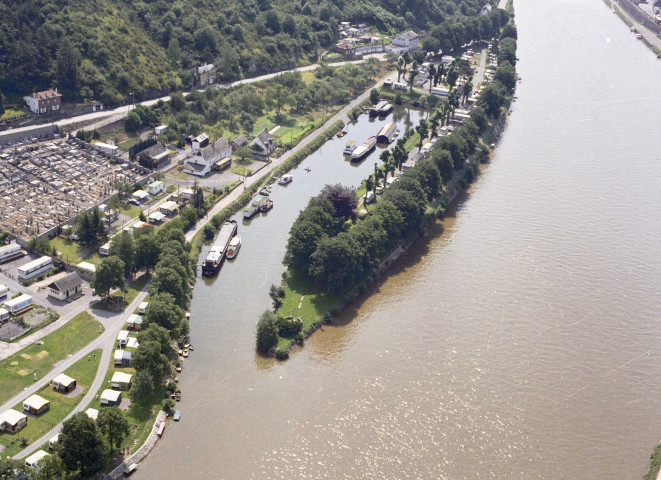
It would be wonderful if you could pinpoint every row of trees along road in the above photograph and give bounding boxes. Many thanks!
[258,14,519,353]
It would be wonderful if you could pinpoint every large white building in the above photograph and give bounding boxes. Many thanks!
[183,138,232,177]
[387,30,419,53]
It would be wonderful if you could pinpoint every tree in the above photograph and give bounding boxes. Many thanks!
[256,310,279,352]
[59,412,108,477]
[498,37,517,65]
[135,232,160,272]
[266,84,291,119]
[130,369,155,403]
[407,64,419,92]
[416,119,428,149]
[145,292,184,332]
[91,256,125,299]
[494,60,517,91]
[170,91,186,111]
[309,233,363,293]
[396,57,406,83]
[56,39,80,93]
[269,284,285,311]
[0,457,37,479]
[427,64,437,94]
[110,232,135,277]
[477,83,506,118]
[446,68,459,90]
[125,111,141,132]
[0,91,4,118]
[365,175,374,201]
[138,323,172,355]
[38,454,66,479]
[369,88,379,105]
[97,407,130,452]
[461,79,473,104]
[321,183,358,221]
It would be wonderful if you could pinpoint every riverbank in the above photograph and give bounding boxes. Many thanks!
[256,14,517,359]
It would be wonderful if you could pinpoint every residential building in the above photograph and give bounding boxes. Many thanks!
[480,3,493,15]
[159,200,179,216]
[100,389,122,406]
[46,272,82,301]
[0,409,27,432]
[130,190,150,204]
[126,314,143,330]
[17,256,52,282]
[24,89,62,115]
[23,394,50,416]
[231,135,248,150]
[147,180,165,196]
[154,125,168,135]
[111,372,133,390]
[192,133,210,151]
[139,144,171,169]
[184,138,232,176]
[387,30,419,53]
[196,64,217,86]
[52,373,76,393]
[114,350,132,367]
[249,129,276,161]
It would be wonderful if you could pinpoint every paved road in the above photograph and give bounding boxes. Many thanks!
[184,67,396,243]
[52,54,387,134]
[11,290,149,460]
[473,47,489,90]
[610,0,661,51]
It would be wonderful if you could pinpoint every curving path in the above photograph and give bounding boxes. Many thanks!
[3,290,148,460]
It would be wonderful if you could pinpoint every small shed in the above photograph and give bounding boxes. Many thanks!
[117,330,130,347]
[100,389,122,406]
[138,301,149,314]
[159,200,179,216]
[148,211,166,224]
[85,408,99,420]
[0,408,28,432]
[53,373,76,393]
[25,450,49,469]
[126,314,143,330]
[155,125,168,135]
[126,337,139,349]
[23,394,50,416]
[48,433,60,449]
[46,272,83,301]
[111,372,133,390]
[114,350,132,367]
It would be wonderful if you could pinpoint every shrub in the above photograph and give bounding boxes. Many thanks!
[275,344,290,360]
[162,398,176,413]
[256,310,279,352]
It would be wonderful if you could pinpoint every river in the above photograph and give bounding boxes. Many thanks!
[136,0,661,478]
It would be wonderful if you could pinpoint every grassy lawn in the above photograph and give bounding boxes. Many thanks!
[404,132,421,152]
[92,273,150,312]
[231,165,252,176]
[0,312,103,405]
[118,202,142,219]
[49,237,84,263]
[275,273,341,349]
[0,108,25,120]
[0,349,102,459]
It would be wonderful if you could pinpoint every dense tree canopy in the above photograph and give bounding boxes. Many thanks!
[58,413,108,477]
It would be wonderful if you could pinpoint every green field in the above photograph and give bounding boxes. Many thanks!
[275,273,341,349]
[49,237,85,263]
[0,312,103,405]
[0,348,102,459]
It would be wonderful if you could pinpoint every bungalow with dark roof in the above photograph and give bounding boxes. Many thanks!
[139,143,171,169]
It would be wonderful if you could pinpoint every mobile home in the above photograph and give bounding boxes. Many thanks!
[4,294,33,314]
[99,242,111,256]
[0,243,22,263]
[18,256,53,282]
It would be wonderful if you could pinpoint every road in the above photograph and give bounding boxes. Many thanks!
[52,54,387,134]
[9,290,149,460]
[184,67,396,243]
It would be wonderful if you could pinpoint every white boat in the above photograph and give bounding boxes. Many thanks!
[351,136,377,161]
[227,236,241,259]
[343,140,357,155]
[278,173,293,185]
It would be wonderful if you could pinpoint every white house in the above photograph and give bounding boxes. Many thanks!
[0,409,27,432]
[111,371,133,390]
[184,138,232,177]
[147,180,164,196]
[100,389,122,406]
[130,190,150,204]
[46,272,82,301]
[117,330,130,347]
[138,301,149,314]
[388,30,419,53]
[480,3,493,15]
